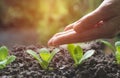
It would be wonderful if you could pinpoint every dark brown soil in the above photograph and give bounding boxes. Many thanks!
[0,42,120,78]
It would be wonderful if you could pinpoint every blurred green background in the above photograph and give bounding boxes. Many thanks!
[0,0,103,46]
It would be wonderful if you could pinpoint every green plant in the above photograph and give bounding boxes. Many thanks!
[100,40,115,52]
[101,40,120,64]
[67,44,95,67]
[26,48,60,70]
[0,46,16,69]
[115,41,120,64]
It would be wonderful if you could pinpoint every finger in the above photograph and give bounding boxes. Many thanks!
[73,0,115,33]
[49,16,120,46]
[64,21,80,31]
[64,24,73,31]
[50,28,102,46]
[53,29,74,37]
[49,30,79,46]
[48,29,73,46]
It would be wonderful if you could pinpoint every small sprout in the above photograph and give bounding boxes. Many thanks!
[115,41,120,64]
[100,40,115,52]
[0,46,16,69]
[101,40,120,64]
[26,48,60,70]
[67,44,95,67]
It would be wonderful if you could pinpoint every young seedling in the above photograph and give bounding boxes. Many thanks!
[115,41,120,64]
[101,40,120,64]
[0,46,16,69]
[100,40,115,52]
[67,44,95,67]
[26,48,60,70]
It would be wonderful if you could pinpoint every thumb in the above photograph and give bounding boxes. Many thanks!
[73,1,115,33]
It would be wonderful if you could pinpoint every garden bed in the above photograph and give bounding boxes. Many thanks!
[0,42,120,78]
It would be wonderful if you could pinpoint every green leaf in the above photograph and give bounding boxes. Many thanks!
[67,44,76,62]
[6,55,16,65]
[0,60,7,69]
[27,50,42,62]
[26,50,46,69]
[39,48,51,62]
[0,46,8,61]
[100,40,115,52]
[115,41,120,64]
[74,46,83,64]
[48,48,60,63]
[39,48,60,68]
[68,44,84,65]
[0,56,16,70]
[79,50,95,64]
[116,51,120,64]
[0,46,16,70]
[0,60,7,65]
[0,65,6,69]
[115,41,120,52]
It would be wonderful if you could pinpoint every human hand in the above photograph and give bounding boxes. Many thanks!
[48,0,120,46]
